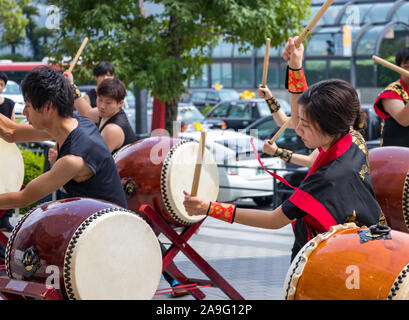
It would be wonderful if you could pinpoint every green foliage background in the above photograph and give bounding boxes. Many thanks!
[18,147,44,214]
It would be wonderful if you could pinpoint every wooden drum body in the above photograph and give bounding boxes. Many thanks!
[369,146,409,232]
[114,137,219,227]
[283,223,409,300]
[5,198,162,300]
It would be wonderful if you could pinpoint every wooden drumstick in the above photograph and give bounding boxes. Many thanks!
[68,37,89,73]
[262,38,271,87]
[372,55,409,78]
[269,118,292,145]
[191,130,207,197]
[295,0,335,48]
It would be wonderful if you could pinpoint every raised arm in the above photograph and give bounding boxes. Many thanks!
[0,113,51,143]
[382,98,409,127]
[63,71,99,123]
[257,85,291,128]
[282,37,306,130]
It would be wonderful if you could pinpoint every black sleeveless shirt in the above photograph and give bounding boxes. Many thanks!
[57,115,127,208]
[86,88,97,108]
[0,98,14,119]
[97,108,137,155]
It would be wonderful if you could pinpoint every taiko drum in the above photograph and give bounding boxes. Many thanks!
[369,146,409,233]
[5,198,162,300]
[282,223,409,300]
[114,136,219,227]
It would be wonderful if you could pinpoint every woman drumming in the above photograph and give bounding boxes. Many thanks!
[183,37,383,261]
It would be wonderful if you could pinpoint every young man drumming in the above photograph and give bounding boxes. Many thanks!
[0,66,127,209]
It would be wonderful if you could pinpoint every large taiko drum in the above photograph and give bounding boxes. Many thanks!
[282,223,409,300]
[5,198,162,300]
[369,146,409,233]
[0,138,24,194]
[114,136,219,227]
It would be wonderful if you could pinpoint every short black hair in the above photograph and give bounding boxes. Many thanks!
[396,46,409,67]
[97,78,126,102]
[93,61,115,77]
[21,66,74,118]
[0,71,8,85]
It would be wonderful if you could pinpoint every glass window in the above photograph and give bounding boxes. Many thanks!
[255,44,281,57]
[305,27,343,57]
[212,41,233,58]
[305,60,327,84]
[189,65,208,88]
[228,102,251,118]
[309,5,343,26]
[178,106,204,124]
[356,59,375,87]
[340,4,373,26]
[191,91,207,100]
[355,26,384,56]
[392,2,409,23]
[329,60,350,82]
[233,62,252,88]
[207,91,219,103]
[208,102,230,117]
[250,118,278,140]
[257,101,272,117]
[256,62,279,88]
[211,63,232,87]
[363,3,395,24]
[218,90,240,101]
[233,45,253,58]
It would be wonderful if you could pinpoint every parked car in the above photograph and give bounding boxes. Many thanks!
[244,115,312,168]
[204,98,291,131]
[147,103,225,133]
[180,129,287,206]
[2,80,25,115]
[183,88,240,111]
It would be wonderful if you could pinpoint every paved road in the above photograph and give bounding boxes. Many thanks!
[153,199,294,300]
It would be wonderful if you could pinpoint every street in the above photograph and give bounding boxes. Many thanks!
[153,199,294,300]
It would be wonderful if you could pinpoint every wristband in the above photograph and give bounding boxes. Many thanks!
[207,201,236,223]
[285,66,308,94]
[274,147,293,162]
[71,83,81,100]
[266,97,280,113]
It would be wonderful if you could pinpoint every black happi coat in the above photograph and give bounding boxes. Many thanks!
[374,78,409,148]
[282,131,381,258]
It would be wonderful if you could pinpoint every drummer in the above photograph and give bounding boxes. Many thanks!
[62,70,137,155]
[0,66,127,209]
[183,37,382,261]
[374,46,409,147]
[0,72,16,232]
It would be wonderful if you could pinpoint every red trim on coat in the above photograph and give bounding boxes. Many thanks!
[289,133,352,237]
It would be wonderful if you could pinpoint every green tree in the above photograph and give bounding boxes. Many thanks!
[0,0,30,54]
[47,0,310,134]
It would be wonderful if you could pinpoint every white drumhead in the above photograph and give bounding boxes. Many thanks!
[0,138,24,194]
[161,141,219,224]
[64,209,162,300]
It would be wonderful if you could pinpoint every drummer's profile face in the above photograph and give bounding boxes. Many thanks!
[295,105,334,151]
[23,100,47,128]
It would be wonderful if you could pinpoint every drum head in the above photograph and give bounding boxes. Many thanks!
[161,141,219,224]
[0,138,24,194]
[64,209,162,300]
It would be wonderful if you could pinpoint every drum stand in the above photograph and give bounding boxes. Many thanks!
[139,204,244,300]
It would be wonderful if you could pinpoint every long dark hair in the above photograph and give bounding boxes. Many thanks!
[297,79,366,137]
